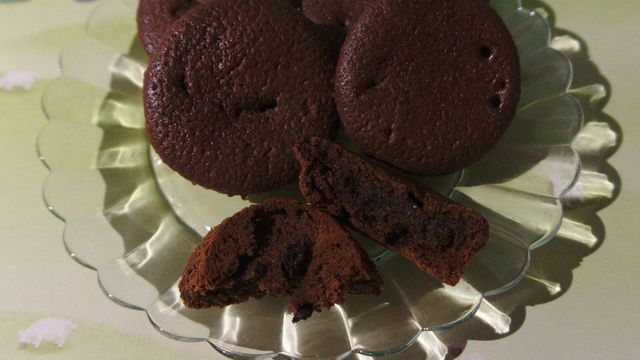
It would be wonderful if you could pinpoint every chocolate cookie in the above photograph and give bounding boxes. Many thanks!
[179,199,382,322]
[137,0,304,55]
[295,138,489,285]
[137,0,205,55]
[301,0,372,28]
[335,0,521,175]
[144,0,338,197]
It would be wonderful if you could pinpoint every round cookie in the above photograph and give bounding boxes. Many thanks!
[335,0,521,176]
[137,0,205,55]
[144,0,338,197]
[301,0,372,28]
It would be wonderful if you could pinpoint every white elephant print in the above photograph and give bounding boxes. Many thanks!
[0,69,40,91]
[18,318,77,349]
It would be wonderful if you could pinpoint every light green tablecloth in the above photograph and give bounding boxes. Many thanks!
[0,1,638,359]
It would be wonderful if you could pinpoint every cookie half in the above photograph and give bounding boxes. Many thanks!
[295,138,489,285]
[179,199,382,322]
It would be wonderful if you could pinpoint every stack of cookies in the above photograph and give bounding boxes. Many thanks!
[138,0,520,322]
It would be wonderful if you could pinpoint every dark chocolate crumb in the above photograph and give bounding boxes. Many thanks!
[282,244,312,282]
[292,303,314,323]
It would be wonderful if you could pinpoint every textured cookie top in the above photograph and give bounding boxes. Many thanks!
[137,0,304,55]
[137,0,205,55]
[144,0,338,196]
[336,0,520,175]
[179,199,382,322]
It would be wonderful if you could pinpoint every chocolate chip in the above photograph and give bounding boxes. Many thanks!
[480,45,493,59]
[386,228,409,246]
[490,96,502,109]
[252,209,281,239]
[282,244,311,282]
[257,99,278,113]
